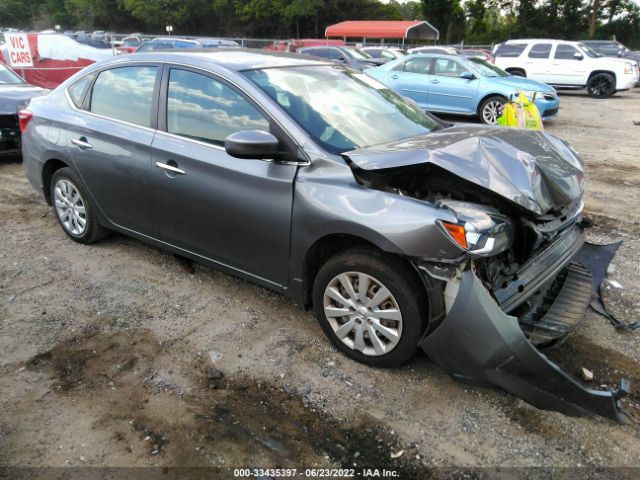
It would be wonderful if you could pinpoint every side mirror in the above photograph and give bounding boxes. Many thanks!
[224,130,279,159]
[573,52,584,60]
[460,71,476,80]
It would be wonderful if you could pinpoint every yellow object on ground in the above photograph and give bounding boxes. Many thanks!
[497,93,543,131]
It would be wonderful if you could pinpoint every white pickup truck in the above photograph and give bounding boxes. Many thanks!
[493,39,639,98]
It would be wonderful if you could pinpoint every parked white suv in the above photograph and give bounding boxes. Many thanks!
[493,39,639,98]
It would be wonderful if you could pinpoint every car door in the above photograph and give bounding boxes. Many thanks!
[520,42,552,82]
[426,57,479,114]
[548,43,587,86]
[150,66,298,286]
[65,64,160,236]
[385,56,432,107]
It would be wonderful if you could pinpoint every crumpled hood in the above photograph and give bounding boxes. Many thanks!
[344,125,585,215]
[0,84,49,115]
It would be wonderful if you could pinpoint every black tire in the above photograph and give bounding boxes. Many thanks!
[478,95,506,124]
[587,73,615,98]
[312,247,429,368]
[507,69,526,77]
[50,167,109,244]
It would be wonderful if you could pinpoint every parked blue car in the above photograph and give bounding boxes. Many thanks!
[366,53,559,124]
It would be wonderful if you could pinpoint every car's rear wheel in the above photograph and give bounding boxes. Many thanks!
[587,73,615,98]
[312,247,428,367]
[51,167,108,243]
[479,95,506,124]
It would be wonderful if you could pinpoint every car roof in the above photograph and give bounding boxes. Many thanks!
[503,39,584,44]
[113,48,334,71]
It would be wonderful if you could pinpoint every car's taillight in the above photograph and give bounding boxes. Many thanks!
[18,110,33,133]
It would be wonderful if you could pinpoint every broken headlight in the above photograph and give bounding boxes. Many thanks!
[436,200,513,257]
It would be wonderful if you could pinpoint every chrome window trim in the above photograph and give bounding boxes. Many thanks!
[63,59,311,166]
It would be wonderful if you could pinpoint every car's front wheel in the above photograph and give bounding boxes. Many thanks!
[312,248,428,367]
[587,73,615,98]
[51,167,109,243]
[479,95,506,124]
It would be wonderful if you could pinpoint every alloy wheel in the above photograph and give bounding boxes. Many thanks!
[589,75,613,97]
[323,272,403,356]
[482,100,503,124]
[54,178,87,236]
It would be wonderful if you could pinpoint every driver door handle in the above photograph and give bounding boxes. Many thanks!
[431,79,440,84]
[155,162,186,175]
[71,137,93,150]
[390,74,399,79]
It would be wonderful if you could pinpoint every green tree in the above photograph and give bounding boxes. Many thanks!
[420,0,465,43]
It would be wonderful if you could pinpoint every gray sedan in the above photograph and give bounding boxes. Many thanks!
[20,49,630,422]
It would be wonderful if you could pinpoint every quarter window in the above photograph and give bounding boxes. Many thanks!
[166,69,269,146]
[90,66,157,127]
[68,73,94,108]
[528,43,552,59]
[555,44,579,59]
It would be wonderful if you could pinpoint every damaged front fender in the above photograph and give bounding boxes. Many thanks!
[420,267,630,423]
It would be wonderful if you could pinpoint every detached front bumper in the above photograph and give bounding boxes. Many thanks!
[419,231,630,423]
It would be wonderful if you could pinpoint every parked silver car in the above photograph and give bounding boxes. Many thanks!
[20,50,630,422]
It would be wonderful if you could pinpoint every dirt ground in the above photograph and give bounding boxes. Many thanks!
[1,90,640,478]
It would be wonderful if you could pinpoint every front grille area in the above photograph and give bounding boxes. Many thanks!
[543,107,559,117]
[518,262,592,345]
[493,225,584,313]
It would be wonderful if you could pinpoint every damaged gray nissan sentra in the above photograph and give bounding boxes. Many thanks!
[20,50,630,422]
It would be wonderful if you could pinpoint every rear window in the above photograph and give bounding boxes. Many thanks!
[494,43,527,57]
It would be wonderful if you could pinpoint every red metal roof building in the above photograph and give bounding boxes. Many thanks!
[325,20,439,44]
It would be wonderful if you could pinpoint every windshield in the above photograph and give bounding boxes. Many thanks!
[123,38,140,47]
[343,47,370,60]
[244,66,440,154]
[468,58,509,77]
[578,43,602,58]
[0,64,24,84]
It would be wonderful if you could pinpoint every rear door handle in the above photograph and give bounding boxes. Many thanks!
[390,74,399,79]
[71,137,93,150]
[155,162,185,175]
[431,79,440,84]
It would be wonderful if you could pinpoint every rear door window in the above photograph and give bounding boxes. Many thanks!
[494,43,527,57]
[528,43,552,58]
[90,66,158,127]
[166,68,269,146]
[328,49,346,60]
[307,48,329,58]
[401,57,432,74]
